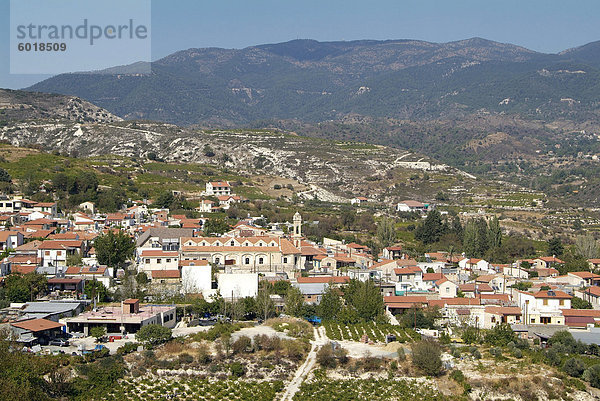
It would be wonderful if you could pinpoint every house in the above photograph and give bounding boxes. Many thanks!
[205,181,231,196]
[566,272,600,287]
[382,246,403,260]
[396,200,431,213]
[47,278,85,295]
[138,250,179,273]
[435,278,459,298]
[588,259,600,270]
[350,196,368,205]
[459,283,495,298]
[65,299,176,335]
[580,286,600,308]
[384,295,430,315]
[458,258,490,271]
[0,231,23,250]
[136,227,194,252]
[293,282,329,304]
[503,265,529,279]
[484,306,522,328]
[37,240,84,270]
[533,256,565,270]
[10,318,64,344]
[79,201,96,215]
[516,290,572,325]
[7,300,85,321]
[65,266,111,288]
[151,270,181,284]
[197,199,215,213]
[393,266,425,294]
[561,309,600,328]
[217,195,241,209]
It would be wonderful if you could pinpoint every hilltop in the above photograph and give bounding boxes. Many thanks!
[25,38,600,126]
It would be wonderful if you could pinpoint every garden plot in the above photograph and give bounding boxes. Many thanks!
[322,322,420,343]
[106,378,284,401]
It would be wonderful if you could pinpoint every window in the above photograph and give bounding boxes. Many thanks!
[543,299,548,306]
[283,257,288,264]
[445,287,450,293]
[259,257,264,264]
[166,259,171,263]
[245,258,250,265]
[45,251,50,256]
[145,259,150,264]
[215,258,220,264]
[157,259,162,264]
[230,241,235,246]
[559,299,564,306]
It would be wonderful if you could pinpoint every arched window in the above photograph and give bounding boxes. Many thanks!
[245,257,250,265]
[259,257,264,264]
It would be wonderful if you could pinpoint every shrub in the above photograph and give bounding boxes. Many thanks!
[450,369,465,383]
[512,348,523,359]
[564,357,585,378]
[489,347,502,357]
[176,353,193,365]
[116,342,139,355]
[362,356,382,371]
[317,345,337,368]
[472,349,482,359]
[197,344,212,364]
[136,324,172,346]
[484,324,516,347]
[411,340,442,376]
[397,347,406,362]
[230,362,245,378]
[584,364,600,388]
[232,335,252,354]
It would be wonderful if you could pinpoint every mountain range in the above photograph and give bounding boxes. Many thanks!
[26,38,600,126]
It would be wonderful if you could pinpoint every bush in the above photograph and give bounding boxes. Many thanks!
[450,369,465,383]
[484,324,516,347]
[178,353,194,364]
[197,344,212,364]
[230,362,245,378]
[135,324,172,346]
[317,345,337,368]
[411,340,442,376]
[116,342,139,355]
[232,335,252,354]
[489,347,502,357]
[472,349,482,359]
[512,348,523,359]
[564,357,585,378]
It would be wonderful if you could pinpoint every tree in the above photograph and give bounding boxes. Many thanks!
[343,279,385,323]
[399,306,439,329]
[66,253,83,266]
[584,364,600,388]
[414,210,445,245]
[90,326,106,341]
[4,273,47,302]
[411,340,442,376]
[203,218,230,236]
[135,324,172,345]
[95,230,135,270]
[256,286,275,321]
[316,345,337,368]
[547,237,564,257]
[572,296,593,309]
[284,286,305,317]
[483,323,516,347]
[564,357,585,378]
[318,286,342,321]
[488,217,502,249]
[203,144,215,157]
[84,280,109,302]
[0,167,11,182]
[376,217,396,248]
[575,235,599,260]
[154,191,174,209]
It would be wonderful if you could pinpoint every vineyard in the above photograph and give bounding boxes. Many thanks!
[105,378,284,401]
[292,378,450,401]
[322,322,420,343]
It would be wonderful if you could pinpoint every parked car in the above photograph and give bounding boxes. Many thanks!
[49,338,70,347]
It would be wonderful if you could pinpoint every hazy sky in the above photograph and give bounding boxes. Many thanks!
[1,0,599,89]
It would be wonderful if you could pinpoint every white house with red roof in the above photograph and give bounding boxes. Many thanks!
[138,249,180,273]
[396,200,431,213]
[516,289,572,325]
[533,256,565,270]
[435,278,459,298]
[37,240,84,269]
[350,196,368,205]
[205,181,231,196]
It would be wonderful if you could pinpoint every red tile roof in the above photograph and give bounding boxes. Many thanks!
[151,270,181,279]
[485,306,522,316]
[423,273,445,282]
[297,276,349,284]
[11,318,63,332]
[533,290,572,299]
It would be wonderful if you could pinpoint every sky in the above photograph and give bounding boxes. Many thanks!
[1,0,599,89]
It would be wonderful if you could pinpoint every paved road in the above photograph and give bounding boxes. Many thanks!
[280,326,328,401]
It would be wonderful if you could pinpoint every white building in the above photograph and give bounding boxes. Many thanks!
[181,259,212,294]
[137,250,180,273]
[205,181,231,196]
[218,273,258,300]
[516,289,572,325]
